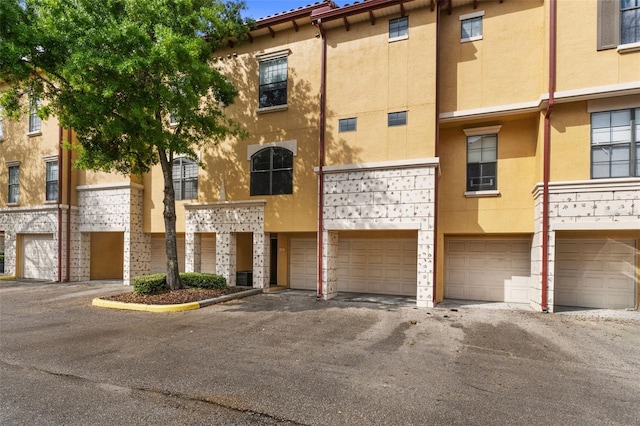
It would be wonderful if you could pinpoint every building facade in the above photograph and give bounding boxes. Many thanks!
[1,0,639,312]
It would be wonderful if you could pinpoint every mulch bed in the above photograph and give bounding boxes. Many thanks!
[103,286,252,305]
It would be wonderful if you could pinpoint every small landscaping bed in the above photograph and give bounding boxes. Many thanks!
[104,286,252,305]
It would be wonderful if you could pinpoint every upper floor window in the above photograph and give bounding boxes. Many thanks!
[259,56,287,110]
[339,118,357,132]
[598,0,640,50]
[28,96,42,134]
[45,160,59,202]
[591,108,639,178]
[388,111,407,127]
[250,147,293,196]
[460,11,484,42]
[621,0,640,44]
[172,157,198,200]
[0,106,4,140]
[389,16,408,41]
[467,133,497,192]
[8,165,19,204]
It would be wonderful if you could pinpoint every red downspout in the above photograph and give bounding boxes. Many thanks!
[316,19,327,299]
[57,126,63,282]
[541,0,557,312]
[433,1,446,306]
[65,129,72,282]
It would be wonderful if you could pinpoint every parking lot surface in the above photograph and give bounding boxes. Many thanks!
[1,281,639,425]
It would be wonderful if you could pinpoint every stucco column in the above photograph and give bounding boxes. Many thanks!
[216,232,237,286]
[416,228,435,308]
[252,232,270,290]
[322,230,338,300]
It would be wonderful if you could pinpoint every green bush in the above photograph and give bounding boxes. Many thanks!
[133,273,167,295]
[181,272,227,289]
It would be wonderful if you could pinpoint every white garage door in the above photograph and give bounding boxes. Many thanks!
[22,234,55,280]
[151,236,185,273]
[555,239,636,309]
[445,238,531,303]
[289,239,317,290]
[289,238,417,296]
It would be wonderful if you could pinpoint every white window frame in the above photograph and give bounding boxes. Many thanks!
[389,16,409,42]
[256,49,290,113]
[28,96,42,135]
[45,157,59,202]
[463,125,502,197]
[7,162,20,205]
[460,10,485,42]
[172,157,199,200]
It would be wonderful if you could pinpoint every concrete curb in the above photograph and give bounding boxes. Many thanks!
[92,288,263,312]
[0,276,17,281]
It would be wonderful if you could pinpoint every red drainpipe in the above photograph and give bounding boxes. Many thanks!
[65,128,72,282]
[541,0,557,312]
[315,19,327,299]
[432,1,447,306]
[57,126,63,282]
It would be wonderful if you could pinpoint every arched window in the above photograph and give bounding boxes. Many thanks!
[172,157,198,200]
[250,147,293,196]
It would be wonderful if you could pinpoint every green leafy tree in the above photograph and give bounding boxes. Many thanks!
[0,0,251,290]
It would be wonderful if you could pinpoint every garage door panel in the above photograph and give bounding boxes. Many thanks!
[555,239,635,309]
[444,238,532,303]
[23,234,55,280]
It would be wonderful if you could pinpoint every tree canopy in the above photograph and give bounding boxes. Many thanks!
[0,0,252,289]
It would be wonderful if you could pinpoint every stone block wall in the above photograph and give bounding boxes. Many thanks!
[321,159,439,307]
[185,201,269,289]
[531,179,640,312]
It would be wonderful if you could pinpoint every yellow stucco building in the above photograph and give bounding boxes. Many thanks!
[1,0,639,311]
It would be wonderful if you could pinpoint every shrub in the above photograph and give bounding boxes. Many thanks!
[180,272,227,289]
[133,273,167,295]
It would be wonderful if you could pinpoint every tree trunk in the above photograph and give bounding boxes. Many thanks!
[158,149,183,290]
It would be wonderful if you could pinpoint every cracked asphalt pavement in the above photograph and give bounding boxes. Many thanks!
[1,281,639,425]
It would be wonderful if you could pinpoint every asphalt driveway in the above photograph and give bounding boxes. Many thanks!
[1,280,639,425]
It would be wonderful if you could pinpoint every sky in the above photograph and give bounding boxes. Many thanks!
[243,0,345,20]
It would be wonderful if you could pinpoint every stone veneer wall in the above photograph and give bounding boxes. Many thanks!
[321,159,439,307]
[76,183,149,285]
[185,201,269,288]
[0,206,60,279]
[531,178,640,312]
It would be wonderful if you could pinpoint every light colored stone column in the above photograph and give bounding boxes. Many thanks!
[322,230,338,300]
[4,232,16,276]
[216,232,237,286]
[185,232,202,273]
[416,228,435,308]
[252,232,270,290]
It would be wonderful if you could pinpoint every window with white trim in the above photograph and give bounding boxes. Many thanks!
[598,0,640,50]
[29,96,41,134]
[591,108,640,178]
[250,147,293,196]
[172,157,198,200]
[259,57,287,109]
[339,118,357,132]
[389,16,408,40]
[8,165,19,204]
[467,134,497,191]
[45,160,59,201]
[460,11,484,42]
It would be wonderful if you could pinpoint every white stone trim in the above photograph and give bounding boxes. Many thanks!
[389,34,409,43]
[78,225,126,233]
[464,190,500,198]
[549,81,640,104]
[316,157,439,174]
[459,10,485,20]
[463,125,502,136]
[76,182,144,191]
[184,200,267,210]
[617,41,640,53]
[531,178,640,197]
[5,160,20,167]
[440,100,540,122]
[247,140,297,160]
[43,155,58,162]
[0,205,61,213]
[256,48,290,61]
